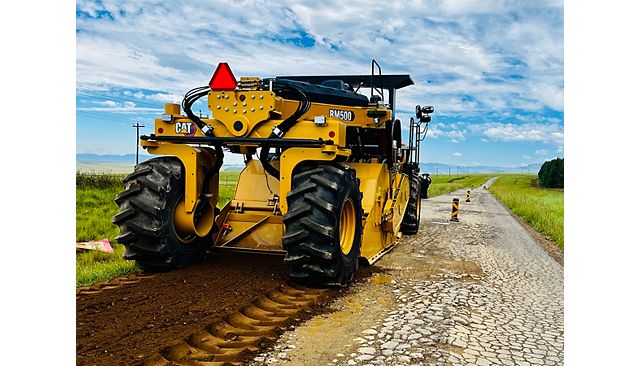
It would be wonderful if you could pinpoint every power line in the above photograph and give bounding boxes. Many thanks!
[76,111,140,125]
[132,123,145,164]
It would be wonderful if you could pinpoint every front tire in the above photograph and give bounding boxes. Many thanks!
[283,163,363,286]
[112,157,210,272]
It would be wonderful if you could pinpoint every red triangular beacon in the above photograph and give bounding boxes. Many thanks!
[209,62,238,91]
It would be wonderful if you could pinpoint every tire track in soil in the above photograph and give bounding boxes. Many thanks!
[146,284,330,366]
[76,252,373,366]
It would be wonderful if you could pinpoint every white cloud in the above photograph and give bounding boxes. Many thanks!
[144,93,183,103]
[536,149,548,155]
[469,122,564,145]
[78,99,162,114]
[522,154,531,160]
[426,122,467,142]
[93,100,118,107]
[452,152,463,157]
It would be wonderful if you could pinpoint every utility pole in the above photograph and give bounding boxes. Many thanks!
[132,123,145,164]
[448,167,451,177]
[436,167,439,176]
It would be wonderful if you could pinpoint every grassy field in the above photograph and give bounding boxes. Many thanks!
[76,171,239,286]
[427,174,494,197]
[76,172,133,286]
[489,174,564,248]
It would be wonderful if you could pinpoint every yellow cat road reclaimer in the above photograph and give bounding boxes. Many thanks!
[113,60,433,286]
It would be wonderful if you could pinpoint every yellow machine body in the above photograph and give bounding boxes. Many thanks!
[141,76,418,264]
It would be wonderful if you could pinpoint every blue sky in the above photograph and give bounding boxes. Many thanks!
[76,0,564,167]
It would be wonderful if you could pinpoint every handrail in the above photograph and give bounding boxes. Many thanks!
[371,59,384,101]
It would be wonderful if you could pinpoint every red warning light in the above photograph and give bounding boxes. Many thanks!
[209,63,237,91]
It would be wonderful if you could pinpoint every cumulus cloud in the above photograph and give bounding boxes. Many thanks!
[426,122,467,142]
[78,100,163,114]
[469,122,563,145]
[452,152,463,157]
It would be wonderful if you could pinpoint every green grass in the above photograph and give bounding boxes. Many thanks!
[489,174,564,249]
[76,244,136,287]
[76,173,135,286]
[76,186,122,243]
[427,174,494,197]
[217,172,240,208]
[76,171,239,286]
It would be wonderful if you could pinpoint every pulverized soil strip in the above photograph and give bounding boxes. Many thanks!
[77,253,291,366]
[77,252,374,366]
[76,273,156,296]
[145,284,329,366]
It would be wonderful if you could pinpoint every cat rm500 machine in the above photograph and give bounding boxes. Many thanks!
[113,59,433,286]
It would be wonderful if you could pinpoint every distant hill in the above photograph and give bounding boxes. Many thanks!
[419,162,542,175]
[76,154,152,164]
[221,165,245,172]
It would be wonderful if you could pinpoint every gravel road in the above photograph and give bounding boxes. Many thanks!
[255,178,564,366]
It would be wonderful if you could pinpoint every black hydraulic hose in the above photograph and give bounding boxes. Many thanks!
[259,81,310,178]
[201,144,224,197]
[183,86,214,136]
[259,140,281,178]
[194,144,224,224]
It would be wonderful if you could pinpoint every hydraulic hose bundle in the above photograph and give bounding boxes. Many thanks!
[182,86,214,136]
[259,81,311,178]
[181,81,310,183]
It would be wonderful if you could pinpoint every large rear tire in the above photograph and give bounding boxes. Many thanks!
[401,173,422,235]
[112,157,210,272]
[283,163,363,286]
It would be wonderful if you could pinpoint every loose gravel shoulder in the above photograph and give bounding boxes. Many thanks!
[255,178,564,366]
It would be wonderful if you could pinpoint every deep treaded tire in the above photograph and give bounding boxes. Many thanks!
[283,163,363,286]
[401,173,422,235]
[112,157,209,272]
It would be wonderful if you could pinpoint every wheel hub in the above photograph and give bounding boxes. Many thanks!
[339,198,356,255]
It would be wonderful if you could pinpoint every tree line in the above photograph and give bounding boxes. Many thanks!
[538,158,564,188]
